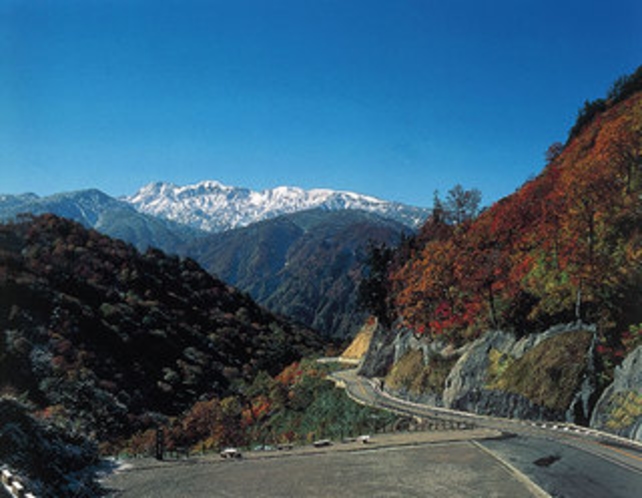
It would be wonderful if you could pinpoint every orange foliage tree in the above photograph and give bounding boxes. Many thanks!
[390,90,642,354]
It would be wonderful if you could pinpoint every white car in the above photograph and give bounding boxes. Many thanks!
[313,439,332,448]
[220,448,242,459]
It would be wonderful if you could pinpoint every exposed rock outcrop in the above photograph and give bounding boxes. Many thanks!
[590,345,642,441]
[358,320,396,378]
[442,330,515,409]
[361,321,599,425]
[443,323,597,423]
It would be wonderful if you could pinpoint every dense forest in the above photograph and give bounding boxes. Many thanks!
[0,214,322,446]
[126,359,397,457]
[374,68,642,377]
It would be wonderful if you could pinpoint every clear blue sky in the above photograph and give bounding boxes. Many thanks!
[1,0,640,207]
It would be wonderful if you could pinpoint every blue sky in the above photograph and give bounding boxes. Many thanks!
[1,0,640,207]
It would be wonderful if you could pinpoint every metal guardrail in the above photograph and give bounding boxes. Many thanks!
[345,370,642,454]
[332,370,477,433]
[372,396,477,431]
[1,469,36,498]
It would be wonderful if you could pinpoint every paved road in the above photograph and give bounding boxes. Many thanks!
[332,369,642,498]
[481,436,642,498]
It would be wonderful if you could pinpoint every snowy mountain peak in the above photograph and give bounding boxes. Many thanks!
[124,180,430,233]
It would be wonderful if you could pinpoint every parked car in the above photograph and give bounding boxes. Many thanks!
[253,444,275,452]
[220,447,242,459]
[313,439,332,448]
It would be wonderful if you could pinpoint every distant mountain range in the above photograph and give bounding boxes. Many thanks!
[186,209,412,339]
[124,180,430,232]
[1,180,429,240]
[0,181,427,338]
[0,189,206,253]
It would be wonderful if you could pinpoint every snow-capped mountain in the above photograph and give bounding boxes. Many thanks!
[0,189,206,252]
[0,189,126,227]
[124,180,431,232]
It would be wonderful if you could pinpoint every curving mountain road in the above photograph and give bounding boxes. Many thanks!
[331,368,642,498]
[103,367,642,497]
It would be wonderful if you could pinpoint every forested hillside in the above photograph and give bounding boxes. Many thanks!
[388,68,642,368]
[0,214,321,446]
[184,209,411,339]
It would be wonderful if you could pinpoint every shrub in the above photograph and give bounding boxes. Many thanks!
[0,396,102,497]
[490,331,593,411]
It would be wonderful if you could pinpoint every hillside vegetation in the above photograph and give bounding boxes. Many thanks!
[389,70,642,370]
[353,68,642,432]
[0,214,321,448]
[127,359,398,457]
[184,209,411,339]
[0,397,101,497]
[1,215,401,495]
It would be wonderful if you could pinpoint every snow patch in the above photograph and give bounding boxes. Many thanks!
[123,180,430,233]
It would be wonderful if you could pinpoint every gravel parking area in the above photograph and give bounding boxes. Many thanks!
[103,430,540,497]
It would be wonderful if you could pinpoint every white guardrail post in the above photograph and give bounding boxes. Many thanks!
[1,468,37,498]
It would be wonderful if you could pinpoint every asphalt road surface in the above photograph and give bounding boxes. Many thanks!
[480,435,642,498]
[332,368,642,498]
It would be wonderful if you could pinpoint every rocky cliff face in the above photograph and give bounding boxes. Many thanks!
[358,320,396,378]
[443,323,597,423]
[362,322,599,425]
[590,346,642,441]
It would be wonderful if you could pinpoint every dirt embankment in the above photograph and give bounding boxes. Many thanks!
[340,317,377,361]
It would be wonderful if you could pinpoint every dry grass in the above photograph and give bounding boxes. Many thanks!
[605,390,642,430]
[385,349,456,396]
[340,318,376,360]
[486,348,514,389]
[491,331,593,411]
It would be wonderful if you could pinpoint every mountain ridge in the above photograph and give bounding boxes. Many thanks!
[124,180,431,232]
[0,187,421,339]
[184,208,412,339]
[0,188,207,253]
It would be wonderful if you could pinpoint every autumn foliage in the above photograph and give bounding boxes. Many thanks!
[391,78,642,361]
[125,360,397,456]
[0,214,321,447]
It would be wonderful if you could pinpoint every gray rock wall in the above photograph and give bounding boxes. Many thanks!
[358,320,396,378]
[442,323,596,422]
[361,320,598,425]
[590,345,642,441]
